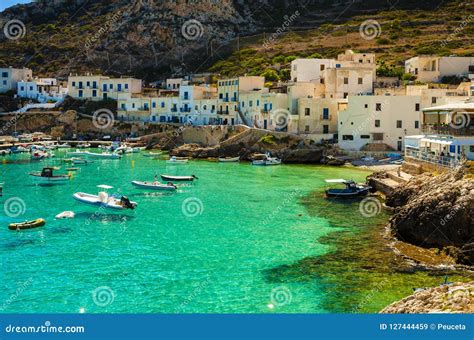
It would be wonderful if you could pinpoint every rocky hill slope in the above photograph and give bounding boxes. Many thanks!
[0,0,471,81]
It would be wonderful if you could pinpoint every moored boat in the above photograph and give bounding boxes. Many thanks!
[218,156,240,162]
[73,185,137,210]
[142,152,162,157]
[166,156,188,164]
[85,151,121,159]
[29,167,71,184]
[67,149,88,156]
[251,153,281,166]
[160,174,197,182]
[324,179,372,198]
[55,211,75,219]
[77,143,91,148]
[56,143,71,149]
[8,218,45,230]
[132,180,177,191]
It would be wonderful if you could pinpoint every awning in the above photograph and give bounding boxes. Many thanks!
[423,101,474,113]
[420,138,453,145]
[452,139,474,146]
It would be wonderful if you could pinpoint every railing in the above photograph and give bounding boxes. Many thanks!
[320,114,332,120]
[405,149,460,168]
[421,124,474,136]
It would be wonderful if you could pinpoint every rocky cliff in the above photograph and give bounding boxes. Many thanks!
[385,166,474,265]
[381,281,473,313]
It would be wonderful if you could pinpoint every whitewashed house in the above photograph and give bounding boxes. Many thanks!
[17,78,67,103]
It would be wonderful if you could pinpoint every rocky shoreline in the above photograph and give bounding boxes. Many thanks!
[381,281,473,313]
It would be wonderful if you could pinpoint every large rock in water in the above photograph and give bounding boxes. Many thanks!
[386,166,474,264]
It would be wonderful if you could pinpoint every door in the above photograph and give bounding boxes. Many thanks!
[264,120,267,129]
[397,141,402,151]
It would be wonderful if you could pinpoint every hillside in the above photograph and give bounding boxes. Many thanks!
[0,0,472,81]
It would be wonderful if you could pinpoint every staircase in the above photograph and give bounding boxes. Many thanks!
[236,109,252,127]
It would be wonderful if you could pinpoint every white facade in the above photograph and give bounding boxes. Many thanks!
[68,74,142,101]
[338,95,422,151]
[0,67,32,93]
[290,59,335,83]
[405,56,474,83]
[17,78,67,103]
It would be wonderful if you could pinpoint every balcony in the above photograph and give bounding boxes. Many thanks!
[422,124,474,137]
[320,114,332,120]
[405,149,460,168]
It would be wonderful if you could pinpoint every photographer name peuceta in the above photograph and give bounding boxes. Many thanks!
[379,323,467,331]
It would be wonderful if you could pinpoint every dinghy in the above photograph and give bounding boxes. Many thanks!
[73,185,137,210]
[55,211,75,219]
[218,156,240,162]
[8,218,45,230]
[29,167,71,184]
[132,180,177,191]
[324,179,371,198]
[160,174,197,182]
[142,152,162,157]
[85,151,121,159]
[166,156,188,164]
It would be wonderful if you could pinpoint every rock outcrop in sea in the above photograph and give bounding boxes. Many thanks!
[383,165,474,265]
[381,281,473,313]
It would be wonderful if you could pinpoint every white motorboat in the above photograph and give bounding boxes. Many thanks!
[55,211,75,219]
[56,143,71,149]
[77,143,91,148]
[73,185,137,210]
[29,167,71,184]
[72,157,92,165]
[160,174,197,182]
[131,180,177,191]
[67,149,88,156]
[0,149,11,156]
[166,156,188,164]
[85,151,121,159]
[31,151,52,160]
[142,152,162,158]
[252,153,281,166]
[218,156,240,162]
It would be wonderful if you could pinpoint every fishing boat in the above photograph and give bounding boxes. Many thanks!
[218,156,240,162]
[142,152,162,158]
[77,143,91,148]
[85,151,121,159]
[31,151,49,160]
[73,185,137,210]
[132,180,177,191]
[324,179,372,198]
[56,143,71,149]
[29,167,71,184]
[67,149,88,156]
[8,218,45,230]
[166,156,188,164]
[251,153,281,166]
[160,174,198,182]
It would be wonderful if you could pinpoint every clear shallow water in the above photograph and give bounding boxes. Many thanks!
[0,151,466,313]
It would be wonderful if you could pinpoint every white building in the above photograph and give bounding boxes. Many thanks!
[67,74,142,101]
[405,56,474,83]
[338,95,423,151]
[290,58,335,83]
[17,78,67,103]
[0,67,32,93]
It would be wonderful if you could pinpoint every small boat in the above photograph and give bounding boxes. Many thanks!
[166,156,188,164]
[0,149,11,156]
[132,180,177,191]
[66,167,79,171]
[8,218,45,230]
[56,143,71,149]
[77,143,91,148]
[85,151,121,159]
[10,146,28,153]
[55,211,75,219]
[67,149,88,156]
[31,151,47,160]
[160,174,197,182]
[73,185,137,210]
[72,158,93,165]
[218,156,240,162]
[29,167,72,184]
[251,153,281,166]
[324,179,372,198]
[142,152,163,157]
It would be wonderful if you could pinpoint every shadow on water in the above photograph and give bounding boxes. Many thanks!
[2,238,36,250]
[73,212,136,223]
[261,190,470,313]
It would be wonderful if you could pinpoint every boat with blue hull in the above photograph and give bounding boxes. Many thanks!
[324,179,371,198]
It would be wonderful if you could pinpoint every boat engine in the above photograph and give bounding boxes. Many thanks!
[120,196,135,209]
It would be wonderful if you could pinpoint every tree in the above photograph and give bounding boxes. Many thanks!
[260,69,280,82]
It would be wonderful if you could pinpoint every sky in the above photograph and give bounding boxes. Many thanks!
[0,0,31,12]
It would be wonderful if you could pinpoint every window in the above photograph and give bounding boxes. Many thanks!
[396,120,402,128]
[92,81,97,89]
[320,65,325,71]
[20,86,24,91]
[343,92,348,99]
[152,102,156,108]
[323,125,329,134]
[256,100,260,106]
[358,77,363,85]
[125,84,128,89]
[305,125,310,133]
[92,90,97,97]
[121,103,126,110]
[432,97,437,104]
[1,72,8,77]
[78,81,83,89]
[161,102,165,108]
[375,120,381,127]
[364,104,368,108]
[322,108,329,119]
[29,86,33,91]
[342,135,354,141]
[86,81,90,87]
[320,78,325,84]
[249,100,253,107]
[376,103,382,111]
[360,135,370,139]
[109,84,113,90]
[78,90,83,98]
[219,93,223,99]
[415,103,420,111]
[344,77,349,84]
[132,103,135,109]
[415,120,419,129]
[72,81,75,87]
[304,108,310,116]
[241,102,245,108]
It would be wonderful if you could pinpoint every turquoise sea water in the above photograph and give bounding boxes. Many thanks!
[0,151,466,313]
